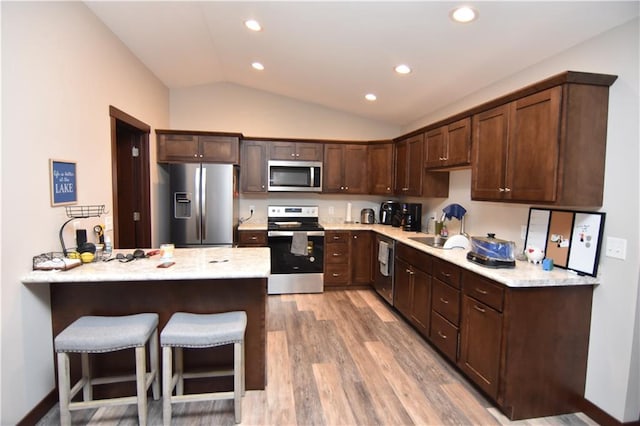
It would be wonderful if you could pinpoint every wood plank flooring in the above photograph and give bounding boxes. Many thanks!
[36,289,597,425]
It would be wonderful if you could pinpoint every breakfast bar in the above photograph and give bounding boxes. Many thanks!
[22,247,270,397]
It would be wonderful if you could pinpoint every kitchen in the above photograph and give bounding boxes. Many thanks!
[2,2,639,425]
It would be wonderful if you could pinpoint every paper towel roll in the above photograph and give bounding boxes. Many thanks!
[346,202,352,223]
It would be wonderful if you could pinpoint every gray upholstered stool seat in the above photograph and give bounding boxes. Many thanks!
[54,313,160,426]
[161,311,247,425]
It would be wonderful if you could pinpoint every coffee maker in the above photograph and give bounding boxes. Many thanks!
[401,203,422,232]
[380,201,400,225]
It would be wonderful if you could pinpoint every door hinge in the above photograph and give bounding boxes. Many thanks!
[133,211,141,221]
[132,146,139,158]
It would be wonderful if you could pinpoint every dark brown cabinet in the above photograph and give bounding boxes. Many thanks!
[324,230,372,286]
[240,140,269,193]
[471,72,616,206]
[424,117,471,169]
[269,141,323,161]
[157,131,240,164]
[429,258,461,362]
[236,230,267,247]
[350,231,372,284]
[323,144,368,194]
[394,134,424,196]
[394,243,432,338]
[368,143,394,195]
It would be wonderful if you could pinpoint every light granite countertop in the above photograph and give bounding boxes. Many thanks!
[238,222,599,288]
[22,247,271,284]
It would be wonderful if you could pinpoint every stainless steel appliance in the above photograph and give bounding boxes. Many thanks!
[360,208,375,224]
[401,203,422,232]
[169,163,238,247]
[380,201,400,225]
[267,160,322,192]
[374,234,395,304]
[267,205,324,294]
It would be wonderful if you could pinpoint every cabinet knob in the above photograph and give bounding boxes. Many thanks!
[386,187,390,191]
[353,235,358,239]
[291,153,295,157]
[261,185,265,189]
[199,154,203,158]
[340,186,344,190]
[194,154,198,158]
[345,186,349,190]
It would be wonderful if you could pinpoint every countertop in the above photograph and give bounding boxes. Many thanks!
[22,247,271,284]
[238,221,599,288]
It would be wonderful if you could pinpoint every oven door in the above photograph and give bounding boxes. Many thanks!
[267,230,324,274]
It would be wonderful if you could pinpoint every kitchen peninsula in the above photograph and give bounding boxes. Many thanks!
[22,247,270,393]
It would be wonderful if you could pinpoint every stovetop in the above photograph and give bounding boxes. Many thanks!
[267,205,324,232]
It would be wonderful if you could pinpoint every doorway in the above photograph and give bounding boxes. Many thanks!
[109,106,151,249]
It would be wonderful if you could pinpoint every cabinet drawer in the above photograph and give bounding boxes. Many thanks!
[432,279,461,326]
[325,264,349,284]
[327,231,349,243]
[462,271,505,312]
[433,258,461,288]
[430,312,459,362]
[396,243,432,274]
[237,231,267,246]
[325,243,348,264]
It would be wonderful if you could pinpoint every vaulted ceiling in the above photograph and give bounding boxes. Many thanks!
[86,1,638,126]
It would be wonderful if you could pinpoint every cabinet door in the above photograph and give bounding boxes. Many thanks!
[158,134,199,162]
[368,143,393,195]
[405,134,424,196]
[199,135,239,163]
[393,140,408,194]
[424,126,446,169]
[471,105,509,200]
[323,144,345,193]
[506,87,561,202]
[459,294,503,399]
[445,117,471,168]
[393,258,412,317]
[343,145,368,194]
[351,231,372,284]
[410,268,431,338]
[269,141,297,160]
[296,143,323,161]
[240,140,268,192]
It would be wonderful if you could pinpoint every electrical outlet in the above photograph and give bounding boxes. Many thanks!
[104,216,113,231]
[521,225,527,240]
[249,205,255,213]
[329,206,335,215]
[72,221,80,230]
[605,237,627,260]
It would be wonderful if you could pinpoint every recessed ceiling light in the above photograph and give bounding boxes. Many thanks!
[365,93,377,101]
[244,19,262,31]
[251,62,265,71]
[394,64,412,75]
[450,6,478,23]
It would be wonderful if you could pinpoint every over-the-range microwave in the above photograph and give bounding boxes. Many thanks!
[268,160,322,192]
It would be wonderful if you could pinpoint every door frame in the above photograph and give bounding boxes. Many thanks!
[109,105,151,248]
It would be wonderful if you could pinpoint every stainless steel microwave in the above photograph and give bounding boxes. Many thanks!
[268,160,322,192]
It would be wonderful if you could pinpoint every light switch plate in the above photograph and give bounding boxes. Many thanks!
[104,215,113,231]
[605,237,627,260]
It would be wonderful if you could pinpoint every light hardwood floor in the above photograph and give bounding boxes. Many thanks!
[37,289,597,425]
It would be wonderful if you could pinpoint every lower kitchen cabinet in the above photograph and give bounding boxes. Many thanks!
[429,258,462,362]
[350,231,372,284]
[324,231,372,287]
[394,243,432,338]
[236,230,267,247]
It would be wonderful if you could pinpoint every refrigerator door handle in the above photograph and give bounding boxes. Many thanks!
[201,167,207,239]
[195,167,201,239]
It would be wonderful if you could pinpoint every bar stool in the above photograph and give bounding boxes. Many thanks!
[54,313,160,426]
[161,311,247,425]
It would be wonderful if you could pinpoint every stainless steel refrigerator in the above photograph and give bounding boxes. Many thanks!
[169,163,238,247]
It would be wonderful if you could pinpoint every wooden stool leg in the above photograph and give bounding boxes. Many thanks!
[162,346,173,426]
[234,342,242,423]
[80,352,92,401]
[175,347,184,395]
[57,352,71,426]
[135,346,148,426]
[149,330,160,400]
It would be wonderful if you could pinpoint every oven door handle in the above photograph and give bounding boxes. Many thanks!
[268,231,325,237]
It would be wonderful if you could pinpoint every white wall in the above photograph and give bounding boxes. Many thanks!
[1,3,169,424]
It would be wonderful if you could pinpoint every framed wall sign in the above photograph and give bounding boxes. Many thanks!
[50,159,77,206]
[524,208,606,277]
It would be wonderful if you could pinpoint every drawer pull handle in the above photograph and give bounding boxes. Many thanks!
[333,236,340,240]
[475,287,488,295]
[437,331,447,339]
[332,253,342,257]
[332,273,341,277]
[439,297,449,304]
[440,272,451,278]
[474,304,486,313]
[250,236,258,240]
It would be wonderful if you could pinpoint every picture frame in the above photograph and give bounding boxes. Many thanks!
[49,159,77,206]
[524,208,606,277]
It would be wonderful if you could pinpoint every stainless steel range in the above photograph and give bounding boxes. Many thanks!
[267,205,324,294]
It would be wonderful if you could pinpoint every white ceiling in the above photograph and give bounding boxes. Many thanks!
[85,1,638,126]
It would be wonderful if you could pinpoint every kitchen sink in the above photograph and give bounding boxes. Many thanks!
[408,236,449,249]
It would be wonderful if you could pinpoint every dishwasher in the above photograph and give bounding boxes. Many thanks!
[374,234,395,305]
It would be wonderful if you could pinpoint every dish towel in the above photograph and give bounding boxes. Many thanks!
[442,203,467,221]
[290,232,308,256]
[378,240,389,276]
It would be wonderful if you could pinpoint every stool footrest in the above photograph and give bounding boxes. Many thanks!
[181,369,233,380]
[69,395,139,411]
[171,391,234,404]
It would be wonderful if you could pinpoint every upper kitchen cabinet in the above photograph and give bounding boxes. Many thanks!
[323,144,368,194]
[471,71,617,206]
[368,142,394,195]
[157,130,241,164]
[424,117,471,170]
[240,139,269,193]
[394,134,424,196]
[269,141,323,161]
